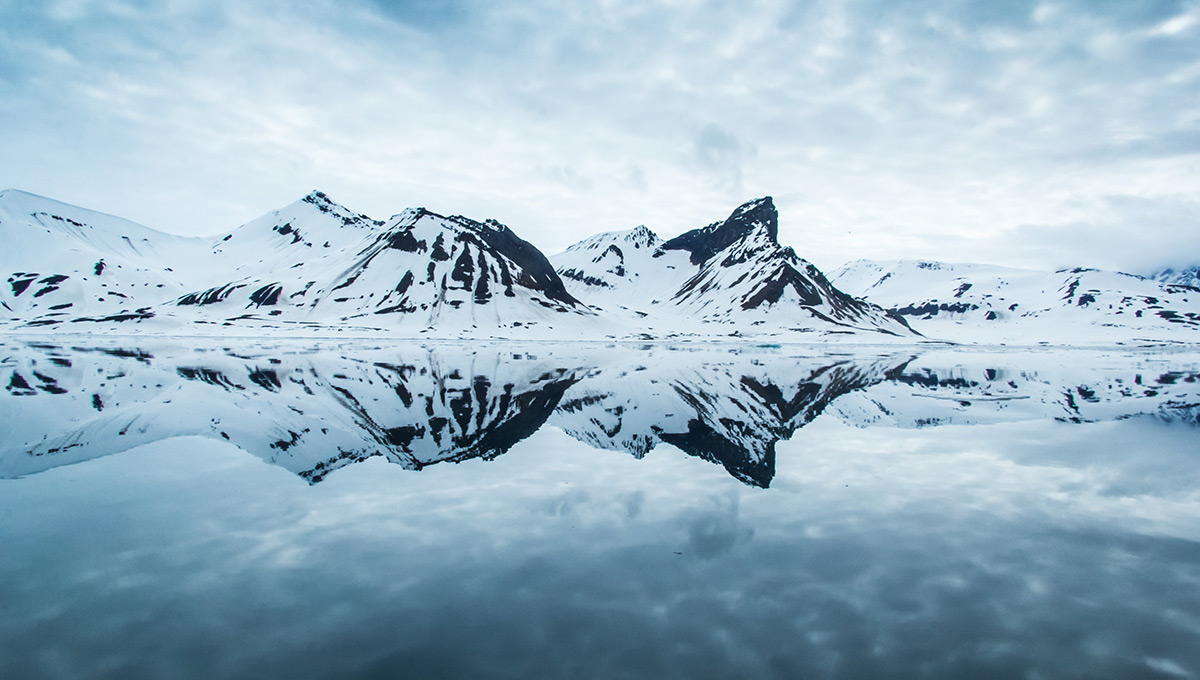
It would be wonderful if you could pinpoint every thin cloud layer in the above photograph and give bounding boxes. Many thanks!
[0,0,1197,272]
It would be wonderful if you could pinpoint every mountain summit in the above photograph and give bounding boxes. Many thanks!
[552,197,917,337]
[661,196,779,264]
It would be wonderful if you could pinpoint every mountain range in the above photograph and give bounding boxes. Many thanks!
[3,187,1198,344]
[0,189,912,340]
[832,260,1200,345]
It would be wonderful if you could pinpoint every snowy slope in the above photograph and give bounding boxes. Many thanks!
[552,197,917,338]
[0,189,209,327]
[832,259,1200,344]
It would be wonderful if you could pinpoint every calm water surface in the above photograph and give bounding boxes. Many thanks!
[1,339,1198,679]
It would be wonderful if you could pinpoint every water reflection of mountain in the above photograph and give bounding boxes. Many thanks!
[549,359,902,486]
[2,341,1199,487]
[833,350,1200,430]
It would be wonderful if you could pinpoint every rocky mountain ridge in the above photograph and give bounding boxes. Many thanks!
[0,189,915,340]
[5,187,1199,344]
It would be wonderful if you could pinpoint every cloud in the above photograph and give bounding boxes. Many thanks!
[0,0,1197,269]
[681,492,755,559]
[691,123,757,195]
[1002,193,1200,273]
[364,0,472,32]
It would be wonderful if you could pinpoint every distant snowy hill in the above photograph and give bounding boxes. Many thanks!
[830,347,1200,429]
[832,259,1200,344]
[0,189,209,326]
[1151,265,1200,289]
[552,197,917,338]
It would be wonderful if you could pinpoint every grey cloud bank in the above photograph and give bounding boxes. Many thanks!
[0,0,1197,273]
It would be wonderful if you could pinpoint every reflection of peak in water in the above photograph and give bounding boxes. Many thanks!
[0,341,908,487]
[834,352,1200,429]
[0,342,587,483]
[3,341,1200,487]
[299,365,580,483]
[549,358,905,487]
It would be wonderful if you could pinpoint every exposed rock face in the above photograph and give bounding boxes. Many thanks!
[661,196,779,265]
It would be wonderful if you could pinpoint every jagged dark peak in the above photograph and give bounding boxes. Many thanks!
[661,196,778,265]
[468,219,581,307]
[623,225,660,249]
[302,189,335,207]
[298,190,379,228]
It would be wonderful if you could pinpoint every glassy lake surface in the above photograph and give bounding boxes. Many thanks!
[2,338,1199,679]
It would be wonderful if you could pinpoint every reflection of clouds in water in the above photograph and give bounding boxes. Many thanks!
[623,490,645,519]
[681,493,754,559]
[1,416,1199,679]
[545,488,590,516]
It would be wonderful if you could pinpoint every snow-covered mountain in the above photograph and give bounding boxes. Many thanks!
[1,339,908,486]
[1,189,597,337]
[1,189,914,340]
[0,189,210,326]
[832,259,1200,344]
[7,186,1200,345]
[552,197,917,338]
[0,339,586,482]
[180,191,591,335]
[548,351,907,487]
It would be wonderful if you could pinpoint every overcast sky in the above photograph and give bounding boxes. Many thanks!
[1,0,1198,273]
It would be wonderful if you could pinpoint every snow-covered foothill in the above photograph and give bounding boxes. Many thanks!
[832,259,1200,345]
